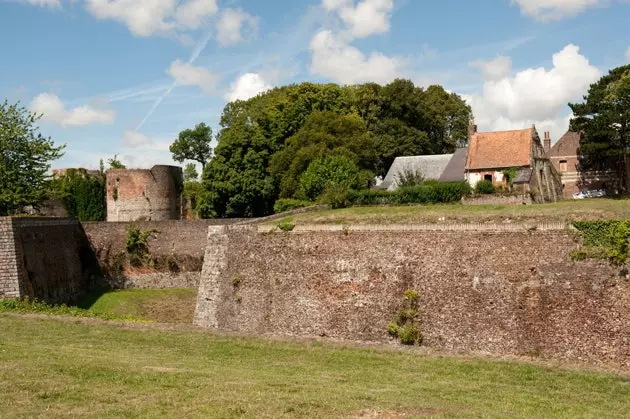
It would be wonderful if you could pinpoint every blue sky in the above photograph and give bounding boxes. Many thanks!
[1,0,629,170]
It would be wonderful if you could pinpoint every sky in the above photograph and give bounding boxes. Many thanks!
[1,0,629,170]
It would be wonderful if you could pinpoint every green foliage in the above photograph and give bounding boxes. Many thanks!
[232,276,243,288]
[474,180,496,195]
[570,65,630,190]
[395,168,425,187]
[183,163,199,181]
[321,184,352,209]
[573,220,630,265]
[298,155,364,201]
[125,227,157,267]
[183,180,203,218]
[107,154,126,169]
[170,122,213,167]
[49,169,105,221]
[276,221,295,232]
[348,181,471,206]
[501,167,519,187]
[200,80,472,218]
[0,100,65,215]
[273,198,314,213]
[387,290,422,346]
[0,297,140,321]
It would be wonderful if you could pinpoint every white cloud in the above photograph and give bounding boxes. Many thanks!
[469,56,512,81]
[512,0,605,21]
[466,44,600,137]
[122,130,151,147]
[626,47,630,61]
[216,8,258,46]
[166,59,218,95]
[309,30,402,84]
[323,0,394,39]
[84,0,219,37]
[226,73,272,102]
[30,93,116,127]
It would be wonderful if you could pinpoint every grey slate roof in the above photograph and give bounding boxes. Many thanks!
[438,148,468,182]
[382,154,454,191]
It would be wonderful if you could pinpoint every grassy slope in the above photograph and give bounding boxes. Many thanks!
[271,199,630,226]
[1,315,629,418]
[76,289,197,324]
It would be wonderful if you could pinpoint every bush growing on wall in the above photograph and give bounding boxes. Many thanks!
[573,220,630,265]
[387,290,422,345]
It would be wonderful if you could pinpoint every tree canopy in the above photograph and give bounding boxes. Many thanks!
[170,122,213,167]
[107,154,126,169]
[201,80,472,218]
[570,64,630,190]
[0,100,65,215]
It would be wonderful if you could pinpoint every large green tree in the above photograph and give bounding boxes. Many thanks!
[200,80,472,218]
[170,122,213,167]
[0,100,65,215]
[570,65,630,190]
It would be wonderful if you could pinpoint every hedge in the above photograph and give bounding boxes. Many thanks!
[348,181,471,206]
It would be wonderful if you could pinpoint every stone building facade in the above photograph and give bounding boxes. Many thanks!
[106,165,183,222]
[465,126,563,202]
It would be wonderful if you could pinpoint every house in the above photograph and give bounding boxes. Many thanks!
[380,154,454,190]
[438,148,468,182]
[465,126,563,202]
[547,131,581,199]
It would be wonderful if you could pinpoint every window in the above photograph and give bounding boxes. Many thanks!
[560,160,568,172]
[484,174,493,182]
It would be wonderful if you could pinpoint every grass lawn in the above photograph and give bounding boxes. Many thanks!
[271,198,630,226]
[76,288,197,324]
[1,315,629,418]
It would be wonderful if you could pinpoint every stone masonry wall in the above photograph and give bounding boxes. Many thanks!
[195,225,630,369]
[0,218,99,304]
[0,218,20,298]
[83,219,246,289]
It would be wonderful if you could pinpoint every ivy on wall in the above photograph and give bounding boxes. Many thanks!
[572,220,630,265]
[50,169,106,221]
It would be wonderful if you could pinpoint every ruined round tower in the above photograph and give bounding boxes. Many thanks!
[106,165,183,222]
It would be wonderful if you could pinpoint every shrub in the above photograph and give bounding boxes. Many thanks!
[348,181,471,206]
[49,169,106,221]
[573,220,630,265]
[321,184,351,209]
[395,168,425,187]
[475,180,495,195]
[387,290,422,346]
[276,221,295,232]
[274,199,314,214]
[125,227,157,267]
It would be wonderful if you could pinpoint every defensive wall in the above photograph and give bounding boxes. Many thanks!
[194,224,630,369]
[106,165,183,222]
[0,217,99,304]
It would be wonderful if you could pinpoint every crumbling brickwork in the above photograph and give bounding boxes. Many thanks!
[195,225,630,369]
[0,218,21,298]
[106,165,183,222]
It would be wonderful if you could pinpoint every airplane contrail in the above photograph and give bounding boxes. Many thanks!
[135,29,213,132]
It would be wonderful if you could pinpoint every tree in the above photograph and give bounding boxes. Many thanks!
[170,122,213,167]
[570,65,630,190]
[107,154,126,169]
[0,100,65,215]
[183,163,199,182]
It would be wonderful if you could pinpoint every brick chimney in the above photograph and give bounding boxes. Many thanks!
[544,131,551,154]
[468,123,477,143]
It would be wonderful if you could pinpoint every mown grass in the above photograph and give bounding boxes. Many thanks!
[0,315,629,418]
[76,288,197,324]
[270,198,630,226]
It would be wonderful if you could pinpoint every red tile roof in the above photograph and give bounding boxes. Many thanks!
[465,128,533,170]
[550,131,580,157]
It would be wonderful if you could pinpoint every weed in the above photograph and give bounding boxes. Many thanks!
[387,290,422,346]
[277,221,295,232]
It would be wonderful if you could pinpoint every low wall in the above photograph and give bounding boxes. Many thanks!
[195,224,630,369]
[1,217,99,304]
[463,194,532,205]
[83,219,245,289]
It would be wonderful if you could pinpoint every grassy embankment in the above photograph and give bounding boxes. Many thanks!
[1,315,629,418]
[270,198,630,226]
